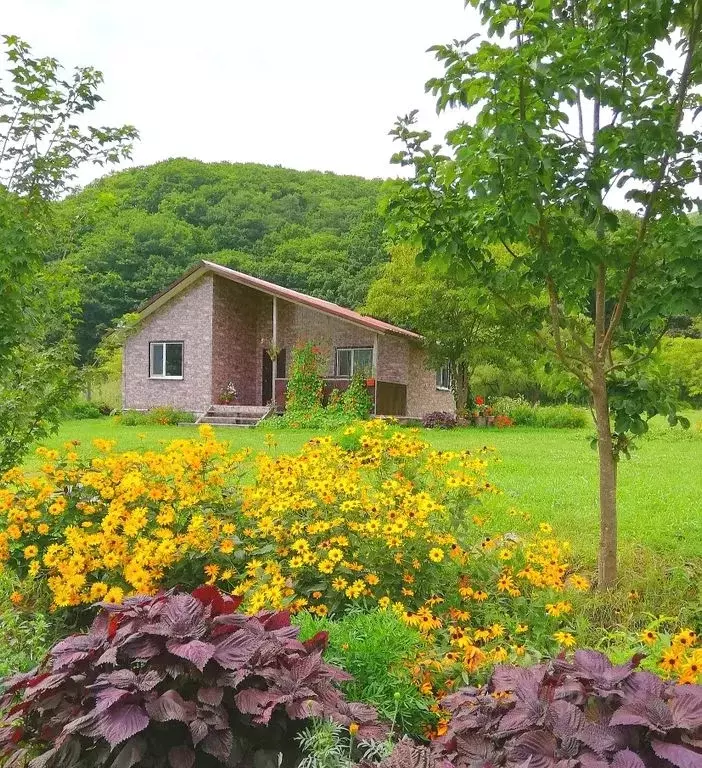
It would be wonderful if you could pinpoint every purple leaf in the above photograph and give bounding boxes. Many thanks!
[200,728,233,761]
[197,687,224,706]
[66,704,149,748]
[168,745,196,768]
[213,631,261,671]
[669,686,702,730]
[146,691,196,723]
[110,736,146,768]
[651,740,702,768]
[572,650,636,692]
[93,686,130,713]
[189,719,208,746]
[506,730,558,767]
[612,750,647,768]
[166,639,215,671]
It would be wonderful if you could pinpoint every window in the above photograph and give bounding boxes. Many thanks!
[436,363,451,391]
[336,347,374,378]
[150,342,183,379]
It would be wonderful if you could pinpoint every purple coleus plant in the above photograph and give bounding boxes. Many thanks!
[0,586,385,768]
[433,649,702,768]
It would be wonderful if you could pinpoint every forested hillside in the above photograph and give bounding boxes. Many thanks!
[52,159,386,359]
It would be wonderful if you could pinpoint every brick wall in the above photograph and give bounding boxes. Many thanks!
[275,300,377,376]
[211,277,266,405]
[406,346,455,418]
[376,334,410,384]
[122,275,213,414]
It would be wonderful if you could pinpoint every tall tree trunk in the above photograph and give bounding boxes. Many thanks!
[451,361,471,414]
[592,365,617,588]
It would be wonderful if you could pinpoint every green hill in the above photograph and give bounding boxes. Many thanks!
[52,158,386,360]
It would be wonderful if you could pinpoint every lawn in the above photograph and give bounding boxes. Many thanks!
[25,414,702,567]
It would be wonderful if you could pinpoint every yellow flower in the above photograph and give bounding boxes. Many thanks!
[539,523,553,534]
[37,523,50,535]
[516,623,529,634]
[428,547,444,563]
[23,545,39,560]
[641,629,658,646]
[327,548,344,563]
[318,559,335,575]
[103,587,124,604]
[553,631,576,648]
[289,556,304,569]
[219,539,235,554]
[673,628,697,648]
[10,591,23,606]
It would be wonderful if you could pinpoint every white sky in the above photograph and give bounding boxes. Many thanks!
[2,0,480,185]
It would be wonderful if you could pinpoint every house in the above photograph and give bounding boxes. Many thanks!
[122,260,454,421]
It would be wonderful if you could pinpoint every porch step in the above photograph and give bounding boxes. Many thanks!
[196,405,273,427]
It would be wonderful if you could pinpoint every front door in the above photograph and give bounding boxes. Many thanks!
[262,353,273,405]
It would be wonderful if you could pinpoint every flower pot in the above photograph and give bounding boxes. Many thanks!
[475,415,487,427]
[486,415,496,427]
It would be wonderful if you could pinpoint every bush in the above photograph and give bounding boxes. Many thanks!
[276,343,373,429]
[0,587,385,768]
[118,406,195,426]
[0,572,51,679]
[491,396,589,428]
[295,610,433,737]
[1,422,591,703]
[422,411,457,429]
[434,650,702,768]
[67,400,103,419]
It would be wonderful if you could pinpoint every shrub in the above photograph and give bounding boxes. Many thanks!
[0,572,51,678]
[118,406,195,426]
[422,411,457,429]
[285,341,325,413]
[68,401,102,419]
[491,396,589,428]
[295,610,433,737]
[434,650,702,768]
[0,422,590,701]
[276,345,373,430]
[0,587,385,768]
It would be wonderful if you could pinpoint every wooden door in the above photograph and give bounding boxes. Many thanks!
[262,354,273,404]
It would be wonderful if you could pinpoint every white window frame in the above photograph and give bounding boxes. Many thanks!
[436,363,451,391]
[149,341,184,380]
[335,347,374,378]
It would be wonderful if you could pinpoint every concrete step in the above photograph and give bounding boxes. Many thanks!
[200,416,261,425]
[208,405,270,417]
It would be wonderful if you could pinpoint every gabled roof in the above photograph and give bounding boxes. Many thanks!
[135,260,423,342]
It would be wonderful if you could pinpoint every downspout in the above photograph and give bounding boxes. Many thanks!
[272,295,278,407]
[373,333,379,416]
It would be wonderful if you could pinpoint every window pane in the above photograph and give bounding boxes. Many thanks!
[151,343,164,377]
[337,349,352,377]
[165,343,183,377]
[353,349,373,376]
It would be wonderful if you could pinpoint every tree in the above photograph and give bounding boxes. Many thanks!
[0,35,137,471]
[364,245,530,411]
[386,0,702,587]
[50,159,387,360]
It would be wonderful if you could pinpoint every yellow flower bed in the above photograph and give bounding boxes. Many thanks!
[1,420,589,692]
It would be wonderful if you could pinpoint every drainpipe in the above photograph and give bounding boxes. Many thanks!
[373,334,379,416]
[272,296,278,407]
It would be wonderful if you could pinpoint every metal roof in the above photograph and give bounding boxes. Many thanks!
[136,260,423,342]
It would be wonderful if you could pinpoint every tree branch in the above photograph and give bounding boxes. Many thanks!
[601,2,702,353]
